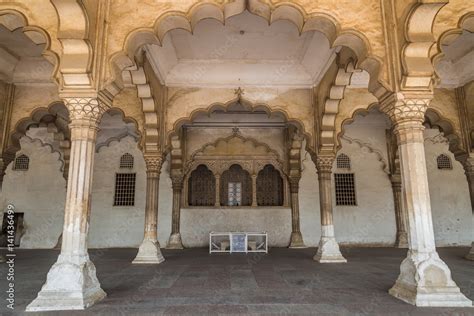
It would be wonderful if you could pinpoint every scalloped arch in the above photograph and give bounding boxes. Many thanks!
[8,101,69,161]
[319,62,356,154]
[432,12,474,84]
[190,131,281,162]
[0,9,59,81]
[166,96,311,154]
[424,108,467,160]
[108,0,387,98]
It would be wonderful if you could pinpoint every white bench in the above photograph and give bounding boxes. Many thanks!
[209,232,268,254]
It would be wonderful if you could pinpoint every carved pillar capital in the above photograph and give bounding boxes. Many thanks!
[380,93,432,146]
[288,176,300,193]
[171,174,184,191]
[380,93,430,125]
[63,97,109,126]
[144,155,164,175]
[315,155,334,180]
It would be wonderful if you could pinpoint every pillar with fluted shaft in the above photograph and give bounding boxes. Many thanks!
[313,156,346,263]
[215,173,220,207]
[133,155,165,264]
[288,176,305,248]
[251,174,258,207]
[167,174,184,249]
[27,98,107,311]
[381,94,471,306]
[463,157,474,260]
[391,174,408,248]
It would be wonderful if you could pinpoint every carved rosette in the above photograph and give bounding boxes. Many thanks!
[64,97,109,126]
[144,155,163,174]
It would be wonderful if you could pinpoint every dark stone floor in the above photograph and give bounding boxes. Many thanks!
[1,247,473,315]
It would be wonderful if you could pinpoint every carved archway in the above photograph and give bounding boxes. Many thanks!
[0,9,59,82]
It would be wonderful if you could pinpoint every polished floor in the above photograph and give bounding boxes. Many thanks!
[1,247,473,315]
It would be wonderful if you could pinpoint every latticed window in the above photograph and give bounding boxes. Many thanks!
[13,154,29,171]
[120,153,134,169]
[188,165,216,206]
[220,164,252,206]
[335,173,357,206]
[336,153,351,169]
[437,154,452,170]
[257,164,283,206]
[114,173,136,206]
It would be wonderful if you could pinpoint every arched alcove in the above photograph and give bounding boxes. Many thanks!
[256,164,283,206]
[220,164,252,206]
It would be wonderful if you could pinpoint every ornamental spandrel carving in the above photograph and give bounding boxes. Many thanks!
[63,98,109,123]
[144,155,163,173]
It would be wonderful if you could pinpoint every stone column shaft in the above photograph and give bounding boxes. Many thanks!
[288,177,305,248]
[382,96,471,307]
[27,97,107,311]
[215,174,220,207]
[251,174,258,207]
[463,158,474,260]
[313,156,346,263]
[391,175,408,248]
[133,156,165,264]
[167,175,184,249]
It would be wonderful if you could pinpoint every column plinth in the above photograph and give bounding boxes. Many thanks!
[314,156,346,263]
[133,156,165,264]
[288,177,306,248]
[167,175,184,249]
[382,96,471,307]
[27,98,107,311]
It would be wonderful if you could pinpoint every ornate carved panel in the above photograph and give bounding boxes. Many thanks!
[257,164,283,206]
[220,164,252,206]
[188,164,216,206]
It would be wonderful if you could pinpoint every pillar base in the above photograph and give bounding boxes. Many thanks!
[389,250,472,307]
[313,236,346,263]
[465,242,474,261]
[166,233,184,249]
[394,232,409,248]
[26,254,106,311]
[289,231,306,248]
[132,239,165,264]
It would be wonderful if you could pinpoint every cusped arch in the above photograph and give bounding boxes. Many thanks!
[432,12,474,83]
[166,96,312,158]
[424,108,468,160]
[108,1,387,98]
[0,9,59,81]
[402,2,448,89]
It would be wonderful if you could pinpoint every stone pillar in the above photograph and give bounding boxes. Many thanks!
[167,175,184,249]
[26,98,107,311]
[463,157,474,260]
[313,156,346,263]
[132,155,165,264]
[382,96,471,306]
[288,176,305,248]
[251,174,258,207]
[391,174,408,248]
[215,173,221,207]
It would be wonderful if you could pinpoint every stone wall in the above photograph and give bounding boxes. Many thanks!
[1,112,472,249]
